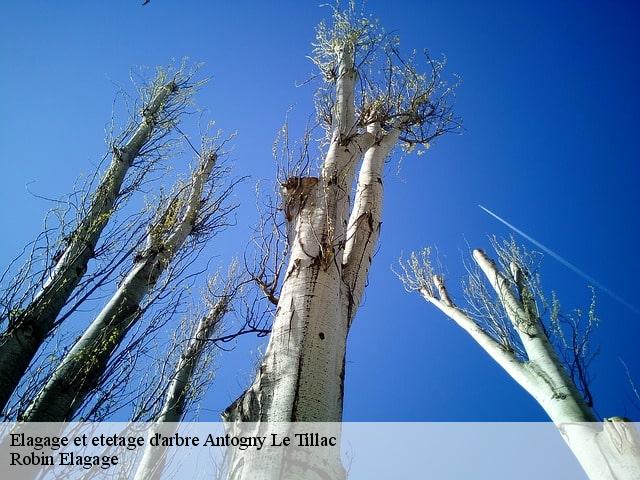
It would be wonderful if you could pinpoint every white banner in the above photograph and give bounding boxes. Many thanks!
[2,422,639,479]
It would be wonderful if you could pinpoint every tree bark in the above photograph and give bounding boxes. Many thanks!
[21,152,218,422]
[222,56,404,480]
[342,124,399,324]
[133,297,229,480]
[0,80,178,411]
[222,41,376,428]
[472,249,596,423]
[415,248,640,480]
[222,9,452,477]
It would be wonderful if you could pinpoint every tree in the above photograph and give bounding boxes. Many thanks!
[222,4,458,478]
[0,65,199,412]
[396,238,640,480]
[132,272,235,480]
[20,134,237,422]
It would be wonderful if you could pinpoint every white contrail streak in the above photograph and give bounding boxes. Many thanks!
[478,204,640,316]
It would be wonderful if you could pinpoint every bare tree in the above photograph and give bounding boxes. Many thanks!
[0,64,201,411]
[396,238,640,480]
[223,3,459,478]
[20,134,238,422]
[132,270,237,480]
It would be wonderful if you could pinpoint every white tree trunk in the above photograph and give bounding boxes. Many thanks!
[222,7,448,475]
[223,63,405,480]
[133,298,228,480]
[0,80,178,411]
[472,249,596,423]
[561,421,640,480]
[21,152,218,422]
[222,175,346,480]
[414,249,640,480]
[342,125,399,324]
[224,176,344,424]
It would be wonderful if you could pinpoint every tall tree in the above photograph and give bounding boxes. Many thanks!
[223,4,458,478]
[133,273,235,480]
[21,137,237,422]
[396,238,640,480]
[0,66,199,411]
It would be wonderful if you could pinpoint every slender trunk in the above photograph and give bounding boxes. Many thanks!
[133,298,228,480]
[413,249,640,480]
[342,125,399,324]
[21,152,217,422]
[473,249,596,423]
[0,80,178,411]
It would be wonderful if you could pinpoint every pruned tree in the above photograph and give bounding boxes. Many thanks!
[0,64,201,412]
[223,3,459,479]
[396,238,640,480]
[20,134,238,422]
[132,270,237,480]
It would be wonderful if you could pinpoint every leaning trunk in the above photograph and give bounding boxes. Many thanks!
[473,249,596,423]
[474,249,640,479]
[21,152,218,422]
[21,255,164,421]
[133,298,228,480]
[410,247,640,480]
[0,80,178,411]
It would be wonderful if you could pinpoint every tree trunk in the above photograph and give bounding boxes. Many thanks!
[222,39,374,427]
[133,297,229,480]
[222,8,455,477]
[0,79,178,411]
[560,421,640,480]
[21,151,218,422]
[410,247,640,480]
[472,249,597,424]
[222,58,397,480]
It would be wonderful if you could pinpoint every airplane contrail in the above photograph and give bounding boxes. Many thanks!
[478,204,640,316]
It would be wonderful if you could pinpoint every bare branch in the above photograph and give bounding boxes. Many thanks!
[20,130,238,422]
[395,247,531,388]
[0,61,204,413]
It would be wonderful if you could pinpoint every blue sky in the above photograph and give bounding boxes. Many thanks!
[1,1,639,421]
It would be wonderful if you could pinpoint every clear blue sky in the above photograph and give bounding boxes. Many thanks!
[1,0,639,421]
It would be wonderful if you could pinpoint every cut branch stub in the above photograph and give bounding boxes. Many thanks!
[280,176,319,246]
[472,248,537,337]
[433,275,453,307]
[280,177,319,221]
